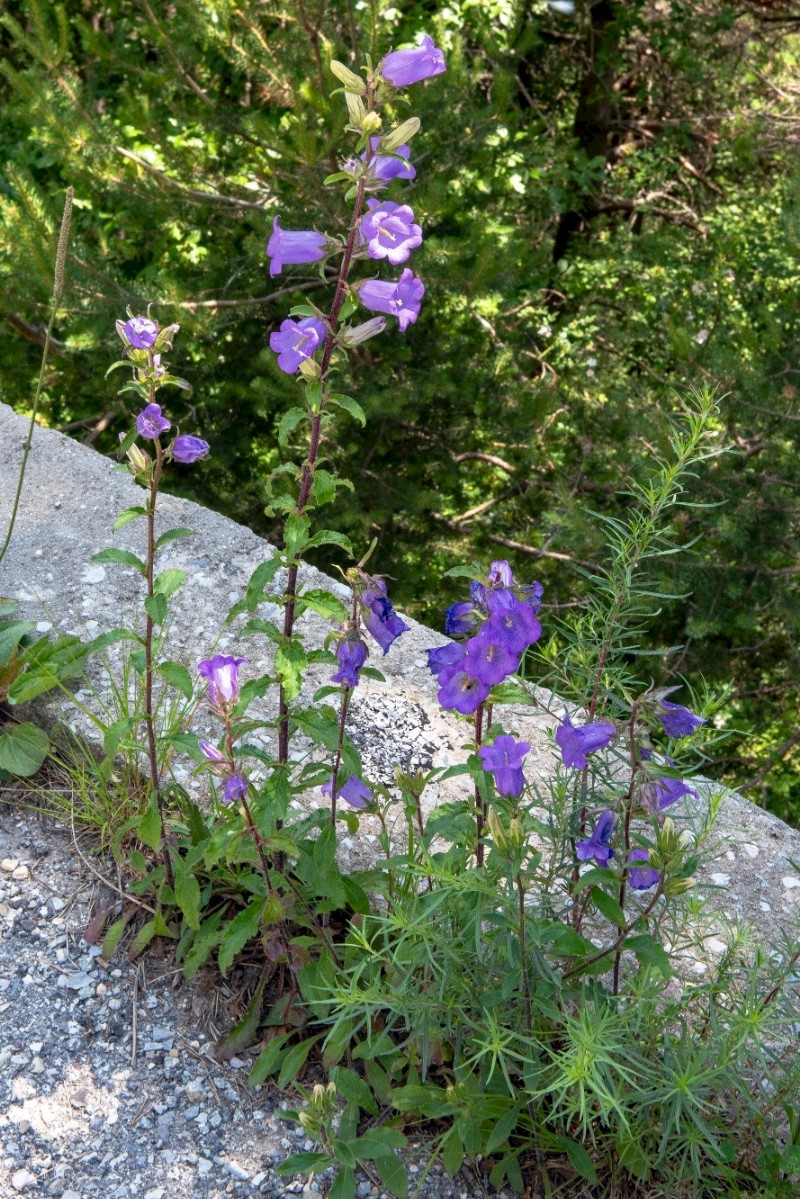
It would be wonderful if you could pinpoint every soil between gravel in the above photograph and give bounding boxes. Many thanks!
[0,791,516,1199]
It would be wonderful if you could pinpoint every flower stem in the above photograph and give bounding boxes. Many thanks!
[474,702,485,867]
[144,436,173,887]
[328,685,352,826]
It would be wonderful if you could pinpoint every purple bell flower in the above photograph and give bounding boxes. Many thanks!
[436,665,490,715]
[357,269,424,332]
[172,435,210,464]
[522,581,544,614]
[478,734,531,798]
[136,403,171,440]
[360,579,409,654]
[484,593,542,656]
[627,848,660,890]
[658,694,707,739]
[488,560,514,587]
[461,625,519,686]
[266,217,327,277]
[444,601,475,636]
[644,776,698,811]
[321,774,372,809]
[122,316,159,349]
[198,654,247,708]
[380,34,446,87]
[270,316,327,374]
[332,638,368,687]
[556,716,616,769]
[361,199,422,266]
[198,739,227,764]
[427,641,466,678]
[361,137,416,183]
[575,809,615,866]
[223,774,249,806]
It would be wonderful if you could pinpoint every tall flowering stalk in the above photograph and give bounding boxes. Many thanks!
[266,41,444,769]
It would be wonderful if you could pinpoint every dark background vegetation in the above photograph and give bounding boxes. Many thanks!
[1,1,799,817]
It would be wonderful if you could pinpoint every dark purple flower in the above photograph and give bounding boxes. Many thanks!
[436,665,490,715]
[357,269,424,331]
[556,716,616,769]
[462,625,519,686]
[122,316,159,349]
[198,739,226,764]
[627,848,660,890]
[322,774,372,809]
[478,734,531,798]
[136,403,171,440]
[198,654,247,707]
[444,601,475,636]
[484,593,542,656]
[362,137,416,183]
[575,809,615,867]
[380,35,446,87]
[266,217,327,277]
[643,776,698,812]
[361,199,422,266]
[658,696,706,739]
[172,435,210,464]
[270,317,326,374]
[360,579,409,654]
[332,638,368,687]
[522,581,544,614]
[223,774,249,806]
[427,641,466,678]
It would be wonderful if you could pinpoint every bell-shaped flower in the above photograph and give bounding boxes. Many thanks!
[270,316,327,374]
[575,810,615,866]
[627,848,660,890]
[642,775,698,812]
[223,774,249,806]
[357,269,424,331]
[556,716,616,769]
[361,137,416,183]
[332,637,368,687]
[361,199,422,265]
[322,774,372,809]
[172,434,210,464]
[427,641,466,678]
[462,625,519,686]
[266,217,327,277]
[478,734,531,798]
[360,579,409,654]
[122,315,159,349]
[198,654,247,708]
[136,403,171,440]
[380,35,446,87]
[658,693,706,739]
[436,664,490,715]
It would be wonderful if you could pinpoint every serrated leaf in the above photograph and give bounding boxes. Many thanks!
[218,896,264,975]
[330,1066,378,1116]
[0,620,36,666]
[275,1151,329,1176]
[113,506,147,530]
[138,794,162,851]
[275,640,307,702]
[278,406,306,446]
[624,934,672,979]
[144,593,168,625]
[311,469,337,506]
[555,1136,598,1183]
[288,303,319,317]
[374,1154,408,1197]
[92,547,146,573]
[591,886,626,928]
[328,1166,355,1199]
[155,660,194,700]
[154,568,186,597]
[215,979,265,1060]
[305,529,353,554]
[155,527,193,550]
[0,722,49,776]
[249,1032,291,1085]
[102,915,131,958]
[129,919,157,958]
[173,859,202,930]
[284,514,311,559]
[327,393,365,426]
[277,1037,315,1090]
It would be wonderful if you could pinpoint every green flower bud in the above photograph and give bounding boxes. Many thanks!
[486,808,509,852]
[379,118,421,154]
[329,60,366,94]
[362,111,383,135]
[345,92,367,129]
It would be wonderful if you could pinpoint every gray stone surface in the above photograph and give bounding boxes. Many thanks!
[1,402,800,948]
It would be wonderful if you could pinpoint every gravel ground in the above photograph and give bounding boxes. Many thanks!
[0,793,515,1199]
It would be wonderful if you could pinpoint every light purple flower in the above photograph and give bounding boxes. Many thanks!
[322,774,372,809]
[357,269,424,332]
[266,217,327,277]
[427,641,466,678]
[123,316,159,349]
[575,809,615,867]
[172,435,210,464]
[332,638,368,687]
[444,602,475,636]
[627,848,660,890]
[555,716,616,769]
[436,665,490,716]
[136,403,171,440]
[478,734,530,798]
[461,625,519,687]
[270,317,326,374]
[380,35,446,87]
[488,560,515,587]
[362,137,416,183]
[360,579,409,654]
[643,776,698,812]
[361,199,422,265]
[198,739,226,764]
[223,774,249,806]
[198,654,247,708]
[658,695,706,739]
[483,594,542,656]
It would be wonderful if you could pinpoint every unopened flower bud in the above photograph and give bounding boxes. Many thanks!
[339,317,387,347]
[666,875,696,897]
[486,808,509,852]
[362,111,382,135]
[299,357,321,381]
[345,92,367,129]
[509,817,524,849]
[312,1084,327,1105]
[379,118,421,154]
[127,443,151,475]
[678,830,694,850]
[329,60,366,94]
